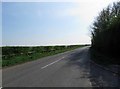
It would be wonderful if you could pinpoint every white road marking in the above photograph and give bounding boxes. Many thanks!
[41,57,65,69]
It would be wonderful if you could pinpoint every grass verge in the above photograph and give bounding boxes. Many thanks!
[2,46,86,68]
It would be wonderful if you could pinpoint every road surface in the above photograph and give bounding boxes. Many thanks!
[2,46,120,87]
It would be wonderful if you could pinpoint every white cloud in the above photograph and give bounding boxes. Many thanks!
[55,0,118,25]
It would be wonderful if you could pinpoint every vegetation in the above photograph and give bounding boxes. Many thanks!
[90,1,120,65]
[2,45,86,67]
[0,47,1,67]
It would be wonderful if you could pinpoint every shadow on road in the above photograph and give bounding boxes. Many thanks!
[66,47,120,87]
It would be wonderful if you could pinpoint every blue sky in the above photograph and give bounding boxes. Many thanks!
[1,0,118,46]
[0,2,1,46]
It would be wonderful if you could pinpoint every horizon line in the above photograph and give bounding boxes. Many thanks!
[1,43,91,47]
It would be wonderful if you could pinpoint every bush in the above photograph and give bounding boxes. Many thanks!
[91,1,120,64]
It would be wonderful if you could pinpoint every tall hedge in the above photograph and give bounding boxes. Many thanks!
[91,1,120,59]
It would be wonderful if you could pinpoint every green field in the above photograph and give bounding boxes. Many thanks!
[2,45,87,67]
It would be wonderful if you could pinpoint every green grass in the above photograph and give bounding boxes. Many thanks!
[2,45,86,67]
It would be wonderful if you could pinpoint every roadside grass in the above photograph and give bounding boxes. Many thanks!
[2,45,86,67]
[90,47,119,66]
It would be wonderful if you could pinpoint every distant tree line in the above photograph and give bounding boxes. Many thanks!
[91,1,120,64]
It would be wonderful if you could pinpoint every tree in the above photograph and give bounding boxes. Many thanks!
[91,1,120,60]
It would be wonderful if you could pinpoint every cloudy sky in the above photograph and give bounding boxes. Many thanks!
[1,0,118,46]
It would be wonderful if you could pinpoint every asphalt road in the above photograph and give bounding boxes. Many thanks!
[2,46,119,87]
[3,46,92,87]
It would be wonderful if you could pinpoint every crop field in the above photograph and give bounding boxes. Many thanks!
[2,45,86,67]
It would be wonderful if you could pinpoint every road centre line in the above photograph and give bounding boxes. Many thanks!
[41,57,65,69]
